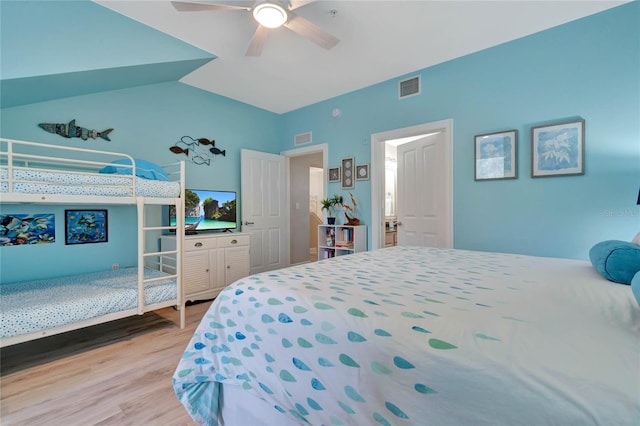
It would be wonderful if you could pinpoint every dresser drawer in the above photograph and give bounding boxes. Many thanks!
[217,234,249,248]
[184,237,218,251]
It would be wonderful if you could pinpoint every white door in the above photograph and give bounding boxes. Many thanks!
[241,149,289,274]
[396,132,452,247]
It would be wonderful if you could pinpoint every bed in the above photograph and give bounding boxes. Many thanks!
[173,246,640,425]
[0,137,186,347]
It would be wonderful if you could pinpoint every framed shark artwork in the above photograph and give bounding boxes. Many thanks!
[65,210,108,245]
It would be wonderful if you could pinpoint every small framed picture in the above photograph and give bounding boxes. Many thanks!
[65,210,108,245]
[531,119,585,178]
[328,167,341,183]
[356,164,369,180]
[474,130,518,181]
[341,157,355,189]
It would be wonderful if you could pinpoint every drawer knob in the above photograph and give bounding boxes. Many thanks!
[231,239,237,244]
[194,242,203,247]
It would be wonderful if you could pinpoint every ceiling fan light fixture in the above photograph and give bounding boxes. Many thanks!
[253,2,287,28]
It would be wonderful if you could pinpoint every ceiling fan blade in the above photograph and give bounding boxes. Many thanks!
[171,1,251,12]
[288,0,314,11]
[245,25,270,57]
[284,14,339,50]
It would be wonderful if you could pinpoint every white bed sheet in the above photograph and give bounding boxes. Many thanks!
[173,247,640,426]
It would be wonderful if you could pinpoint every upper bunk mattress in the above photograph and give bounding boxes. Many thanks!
[0,167,180,198]
[0,267,177,339]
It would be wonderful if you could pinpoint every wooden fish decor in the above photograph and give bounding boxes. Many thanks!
[38,119,113,141]
[169,136,226,166]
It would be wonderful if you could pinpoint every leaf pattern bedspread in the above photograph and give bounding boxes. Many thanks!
[173,246,639,425]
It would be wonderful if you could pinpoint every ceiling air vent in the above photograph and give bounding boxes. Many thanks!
[398,75,421,99]
[294,131,312,146]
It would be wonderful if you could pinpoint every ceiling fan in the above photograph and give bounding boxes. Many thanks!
[171,0,339,56]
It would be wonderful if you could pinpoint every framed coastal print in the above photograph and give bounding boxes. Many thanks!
[328,167,341,183]
[356,164,370,180]
[65,209,108,245]
[531,119,585,178]
[474,130,518,181]
[341,157,355,189]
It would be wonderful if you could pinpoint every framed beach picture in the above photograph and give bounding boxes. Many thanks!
[474,130,518,181]
[341,157,355,189]
[65,209,108,245]
[531,119,585,178]
[328,167,341,183]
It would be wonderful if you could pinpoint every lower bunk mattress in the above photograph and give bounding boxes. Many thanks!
[0,267,177,339]
[173,246,640,425]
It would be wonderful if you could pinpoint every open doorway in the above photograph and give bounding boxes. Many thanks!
[370,120,453,250]
[282,144,328,265]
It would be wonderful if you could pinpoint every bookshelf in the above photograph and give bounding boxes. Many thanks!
[318,225,367,260]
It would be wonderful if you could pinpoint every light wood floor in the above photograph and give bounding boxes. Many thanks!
[1,301,213,426]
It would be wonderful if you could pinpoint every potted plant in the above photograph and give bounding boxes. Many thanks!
[321,194,344,225]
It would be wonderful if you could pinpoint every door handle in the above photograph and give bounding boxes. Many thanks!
[244,221,255,225]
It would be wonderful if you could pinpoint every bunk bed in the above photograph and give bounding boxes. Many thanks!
[0,138,186,347]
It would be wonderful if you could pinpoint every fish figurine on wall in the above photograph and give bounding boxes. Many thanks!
[169,135,226,165]
[38,119,113,141]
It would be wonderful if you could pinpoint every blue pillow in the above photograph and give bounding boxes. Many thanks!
[631,271,640,307]
[100,159,168,181]
[589,240,640,284]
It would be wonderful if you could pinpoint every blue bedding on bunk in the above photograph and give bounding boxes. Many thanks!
[0,267,177,338]
[0,167,180,198]
[173,246,639,426]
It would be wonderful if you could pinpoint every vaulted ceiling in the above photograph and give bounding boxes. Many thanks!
[1,1,628,113]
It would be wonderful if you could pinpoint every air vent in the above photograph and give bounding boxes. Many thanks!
[294,131,312,146]
[399,75,421,99]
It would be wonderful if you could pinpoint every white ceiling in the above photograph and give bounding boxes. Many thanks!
[96,1,626,114]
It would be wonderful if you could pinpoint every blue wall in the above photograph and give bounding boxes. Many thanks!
[0,82,281,283]
[280,2,640,260]
[1,2,638,284]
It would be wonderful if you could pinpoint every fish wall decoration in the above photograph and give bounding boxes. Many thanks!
[38,119,113,141]
[169,136,226,166]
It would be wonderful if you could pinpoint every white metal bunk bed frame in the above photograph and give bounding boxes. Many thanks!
[0,138,186,347]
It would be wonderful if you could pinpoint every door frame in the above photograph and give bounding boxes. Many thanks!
[370,119,454,250]
[281,143,329,263]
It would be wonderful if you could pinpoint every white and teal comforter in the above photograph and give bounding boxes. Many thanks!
[173,247,639,425]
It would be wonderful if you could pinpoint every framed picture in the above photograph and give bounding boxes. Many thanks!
[474,130,518,181]
[531,119,585,178]
[356,164,370,180]
[328,167,341,183]
[0,213,55,246]
[341,157,355,189]
[65,210,108,245]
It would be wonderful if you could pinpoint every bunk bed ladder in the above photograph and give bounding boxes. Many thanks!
[136,193,186,329]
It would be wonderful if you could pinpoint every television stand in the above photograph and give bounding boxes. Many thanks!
[185,230,198,235]
[222,228,233,233]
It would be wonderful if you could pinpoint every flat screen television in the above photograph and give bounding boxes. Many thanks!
[169,189,237,234]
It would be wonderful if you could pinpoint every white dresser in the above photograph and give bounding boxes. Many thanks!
[161,233,250,302]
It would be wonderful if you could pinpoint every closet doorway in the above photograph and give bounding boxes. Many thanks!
[370,119,453,250]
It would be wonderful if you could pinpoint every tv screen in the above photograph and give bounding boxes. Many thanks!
[170,189,237,234]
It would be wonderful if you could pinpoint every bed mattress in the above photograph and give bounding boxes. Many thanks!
[0,167,180,198]
[0,267,177,339]
[173,246,640,425]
